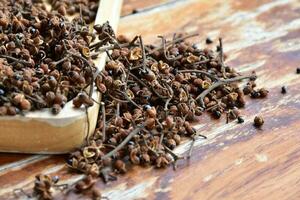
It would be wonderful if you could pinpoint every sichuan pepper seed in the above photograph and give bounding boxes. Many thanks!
[254,116,264,128]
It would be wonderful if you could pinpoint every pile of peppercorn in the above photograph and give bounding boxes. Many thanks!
[13,30,268,199]
[20,32,267,199]
[64,32,268,195]
[0,0,106,116]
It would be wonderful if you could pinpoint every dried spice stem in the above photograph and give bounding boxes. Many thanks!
[159,132,165,149]
[138,36,147,70]
[178,69,219,81]
[0,54,31,65]
[85,106,90,144]
[191,59,210,66]
[121,91,142,109]
[187,132,207,159]
[219,38,224,65]
[159,36,182,61]
[108,93,129,103]
[218,38,226,78]
[101,102,106,142]
[164,145,183,161]
[196,74,256,107]
[163,82,174,112]
[149,33,199,54]
[90,41,136,52]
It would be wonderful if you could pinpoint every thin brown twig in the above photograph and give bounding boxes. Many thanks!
[178,69,219,81]
[101,102,106,142]
[138,36,146,70]
[159,132,165,150]
[85,106,90,145]
[158,36,182,61]
[24,94,45,105]
[163,145,183,161]
[219,38,224,65]
[90,41,137,52]
[0,54,31,65]
[162,81,174,113]
[148,33,199,55]
[163,144,184,170]
[218,38,227,78]
[196,74,256,108]
[108,93,129,103]
[121,91,142,109]
[190,59,210,66]
[187,132,207,159]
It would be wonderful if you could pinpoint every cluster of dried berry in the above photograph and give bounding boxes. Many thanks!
[0,0,106,116]
[2,1,269,199]
[9,26,268,200]
[48,0,99,23]
[66,32,268,185]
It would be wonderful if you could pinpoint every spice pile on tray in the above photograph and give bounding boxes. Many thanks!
[0,0,100,115]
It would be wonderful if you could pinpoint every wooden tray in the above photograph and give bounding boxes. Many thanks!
[0,0,123,154]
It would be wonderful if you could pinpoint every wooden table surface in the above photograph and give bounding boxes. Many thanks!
[1,0,300,199]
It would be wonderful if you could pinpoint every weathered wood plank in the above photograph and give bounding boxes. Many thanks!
[1,0,300,199]
[122,0,173,16]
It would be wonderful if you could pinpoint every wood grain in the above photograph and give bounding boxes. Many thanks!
[1,0,300,199]
[121,0,173,16]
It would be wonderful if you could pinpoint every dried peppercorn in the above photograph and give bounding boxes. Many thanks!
[254,116,264,127]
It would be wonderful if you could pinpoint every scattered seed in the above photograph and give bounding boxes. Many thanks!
[254,116,264,128]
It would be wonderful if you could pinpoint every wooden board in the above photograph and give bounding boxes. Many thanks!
[1,0,300,199]
[0,0,123,153]
[121,0,173,16]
